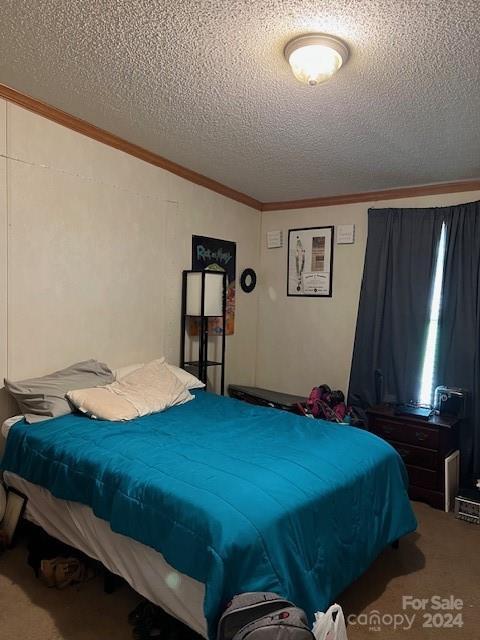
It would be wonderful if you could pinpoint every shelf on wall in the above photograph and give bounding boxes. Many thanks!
[184,360,222,368]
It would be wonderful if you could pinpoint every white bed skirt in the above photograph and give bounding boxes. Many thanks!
[4,471,207,637]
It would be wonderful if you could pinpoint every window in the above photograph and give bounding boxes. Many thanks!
[418,223,447,406]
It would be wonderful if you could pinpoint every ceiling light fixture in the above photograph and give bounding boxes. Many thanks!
[284,33,349,86]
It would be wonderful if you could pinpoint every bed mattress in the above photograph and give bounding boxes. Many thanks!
[4,471,207,636]
[1,391,417,637]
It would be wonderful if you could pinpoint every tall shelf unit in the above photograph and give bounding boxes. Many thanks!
[180,270,227,395]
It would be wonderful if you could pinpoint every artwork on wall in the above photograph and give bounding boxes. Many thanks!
[0,487,27,549]
[287,226,334,297]
[190,235,236,335]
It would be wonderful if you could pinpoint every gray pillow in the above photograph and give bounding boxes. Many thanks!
[4,359,115,424]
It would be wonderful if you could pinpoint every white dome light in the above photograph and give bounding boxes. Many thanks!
[284,34,349,86]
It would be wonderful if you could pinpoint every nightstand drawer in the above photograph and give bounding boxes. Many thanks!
[371,419,439,449]
[389,440,437,469]
[406,464,438,490]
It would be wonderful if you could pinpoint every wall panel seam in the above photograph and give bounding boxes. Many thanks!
[0,152,178,204]
[5,103,9,377]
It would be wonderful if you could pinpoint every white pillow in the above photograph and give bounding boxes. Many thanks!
[67,387,139,421]
[166,364,205,390]
[113,363,144,380]
[114,361,205,390]
[68,359,192,421]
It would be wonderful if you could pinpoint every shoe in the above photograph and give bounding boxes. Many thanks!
[40,556,95,589]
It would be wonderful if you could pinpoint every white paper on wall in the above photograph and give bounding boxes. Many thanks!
[336,225,355,244]
[267,230,283,248]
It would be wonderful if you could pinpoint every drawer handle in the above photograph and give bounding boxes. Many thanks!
[398,448,409,459]
[415,431,429,442]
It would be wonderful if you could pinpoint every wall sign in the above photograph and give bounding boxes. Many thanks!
[337,224,355,244]
[267,230,283,249]
[287,226,334,297]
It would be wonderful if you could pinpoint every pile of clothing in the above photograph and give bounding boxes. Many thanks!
[306,384,348,423]
[27,524,95,589]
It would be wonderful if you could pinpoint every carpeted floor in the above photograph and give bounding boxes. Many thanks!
[0,501,478,639]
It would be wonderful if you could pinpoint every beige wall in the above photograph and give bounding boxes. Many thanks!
[1,95,479,416]
[0,99,261,420]
[257,190,480,397]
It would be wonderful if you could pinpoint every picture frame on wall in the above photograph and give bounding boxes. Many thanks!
[287,226,334,297]
[0,486,27,549]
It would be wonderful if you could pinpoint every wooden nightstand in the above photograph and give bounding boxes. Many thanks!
[367,405,459,509]
[228,385,306,413]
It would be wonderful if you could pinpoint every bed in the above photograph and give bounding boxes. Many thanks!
[1,390,417,638]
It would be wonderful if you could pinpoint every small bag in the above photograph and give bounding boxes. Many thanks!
[307,385,348,423]
[218,593,295,640]
[312,604,348,640]
[232,607,314,640]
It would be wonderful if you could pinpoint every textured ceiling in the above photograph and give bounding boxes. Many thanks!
[0,1,479,202]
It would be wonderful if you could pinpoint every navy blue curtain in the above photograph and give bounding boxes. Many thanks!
[349,200,480,484]
[437,201,480,482]
[348,208,444,408]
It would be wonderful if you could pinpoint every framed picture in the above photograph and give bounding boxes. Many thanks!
[287,226,334,297]
[0,486,27,548]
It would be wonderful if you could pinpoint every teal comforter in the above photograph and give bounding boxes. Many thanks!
[2,392,416,635]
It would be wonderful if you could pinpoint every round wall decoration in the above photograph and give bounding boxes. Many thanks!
[240,268,257,293]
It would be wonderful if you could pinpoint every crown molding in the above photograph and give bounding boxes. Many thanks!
[0,83,262,211]
[261,180,480,211]
[1,84,479,214]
